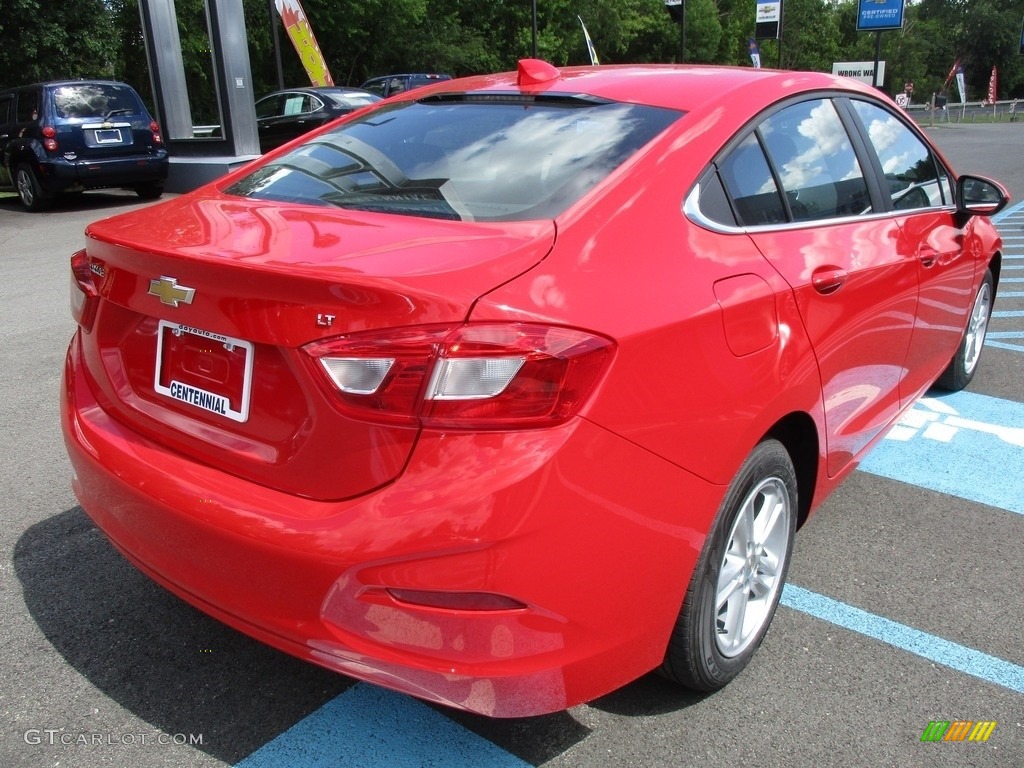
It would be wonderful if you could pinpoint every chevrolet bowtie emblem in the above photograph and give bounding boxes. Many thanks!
[148,276,196,307]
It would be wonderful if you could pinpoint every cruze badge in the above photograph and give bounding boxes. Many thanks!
[148,276,196,307]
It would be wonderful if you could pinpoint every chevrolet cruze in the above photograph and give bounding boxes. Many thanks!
[61,60,1008,717]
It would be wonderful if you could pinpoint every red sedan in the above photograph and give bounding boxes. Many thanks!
[62,60,1008,717]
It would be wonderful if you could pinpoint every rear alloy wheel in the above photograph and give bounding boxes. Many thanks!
[661,439,796,691]
[15,163,52,212]
[135,182,164,201]
[934,268,994,392]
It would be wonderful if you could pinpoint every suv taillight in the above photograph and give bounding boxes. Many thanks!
[150,121,162,144]
[41,125,58,152]
[303,324,614,430]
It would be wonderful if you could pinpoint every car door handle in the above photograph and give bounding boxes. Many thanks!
[920,235,963,267]
[811,266,848,295]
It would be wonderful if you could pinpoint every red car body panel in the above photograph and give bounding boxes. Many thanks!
[61,64,1005,716]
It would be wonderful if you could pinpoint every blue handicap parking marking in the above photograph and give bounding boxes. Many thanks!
[986,331,1024,353]
[235,684,530,768]
[780,586,1024,694]
[859,391,1024,515]
[991,208,1024,352]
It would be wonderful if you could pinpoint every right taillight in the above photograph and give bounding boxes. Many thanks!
[304,323,614,430]
[150,121,162,144]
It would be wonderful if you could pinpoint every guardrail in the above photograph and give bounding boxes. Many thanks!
[904,99,1021,126]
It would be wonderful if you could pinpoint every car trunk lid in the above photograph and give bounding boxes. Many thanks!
[76,193,555,500]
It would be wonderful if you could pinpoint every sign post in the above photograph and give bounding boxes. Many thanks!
[663,1,685,64]
[754,2,783,68]
[855,0,906,88]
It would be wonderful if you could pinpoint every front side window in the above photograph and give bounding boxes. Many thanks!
[225,95,682,222]
[850,100,952,210]
[256,95,284,119]
[757,99,872,220]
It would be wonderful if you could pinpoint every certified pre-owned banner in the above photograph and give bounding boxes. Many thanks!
[856,0,905,31]
[274,0,334,86]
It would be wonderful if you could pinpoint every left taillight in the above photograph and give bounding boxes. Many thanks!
[70,249,101,331]
[303,323,614,430]
[41,125,58,152]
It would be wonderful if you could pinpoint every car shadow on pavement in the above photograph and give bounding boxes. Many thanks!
[587,672,709,717]
[14,506,593,764]
[14,505,354,764]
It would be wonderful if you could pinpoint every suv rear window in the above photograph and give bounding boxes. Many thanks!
[51,83,144,120]
[225,95,681,221]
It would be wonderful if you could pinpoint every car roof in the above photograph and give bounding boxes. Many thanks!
[361,74,452,83]
[260,86,376,97]
[420,64,883,114]
[1,79,135,93]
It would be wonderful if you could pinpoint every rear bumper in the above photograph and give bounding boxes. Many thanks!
[61,330,723,716]
[40,151,168,191]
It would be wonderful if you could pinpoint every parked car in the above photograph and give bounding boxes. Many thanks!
[0,80,167,211]
[63,60,1008,717]
[360,73,452,98]
[254,86,381,153]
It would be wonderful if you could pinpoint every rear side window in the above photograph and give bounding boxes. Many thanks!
[757,99,872,220]
[16,88,40,122]
[718,133,786,226]
[283,94,315,116]
[225,96,682,222]
[0,95,12,124]
[51,83,144,120]
[849,100,952,210]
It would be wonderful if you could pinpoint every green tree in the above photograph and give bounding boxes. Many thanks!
[0,0,118,89]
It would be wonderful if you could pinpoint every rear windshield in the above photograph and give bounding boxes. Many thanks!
[224,95,682,222]
[51,83,145,120]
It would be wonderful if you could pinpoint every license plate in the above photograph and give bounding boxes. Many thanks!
[94,128,123,144]
[154,321,253,422]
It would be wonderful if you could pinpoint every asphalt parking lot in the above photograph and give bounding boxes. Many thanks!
[2,122,1022,768]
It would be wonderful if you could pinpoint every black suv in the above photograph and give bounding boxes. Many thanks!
[0,80,168,211]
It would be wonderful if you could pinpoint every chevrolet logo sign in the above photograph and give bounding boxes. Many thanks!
[148,276,196,307]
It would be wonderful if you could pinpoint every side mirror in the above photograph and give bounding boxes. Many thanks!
[957,175,1009,217]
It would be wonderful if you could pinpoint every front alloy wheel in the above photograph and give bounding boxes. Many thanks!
[661,439,797,691]
[935,268,994,391]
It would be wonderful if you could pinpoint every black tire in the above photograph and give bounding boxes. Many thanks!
[135,182,164,201]
[15,163,52,212]
[934,268,994,392]
[660,439,797,691]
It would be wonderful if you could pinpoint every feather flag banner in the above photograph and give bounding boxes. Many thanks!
[274,0,334,86]
[985,66,998,105]
[747,38,762,69]
[578,16,600,66]
[943,59,959,91]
